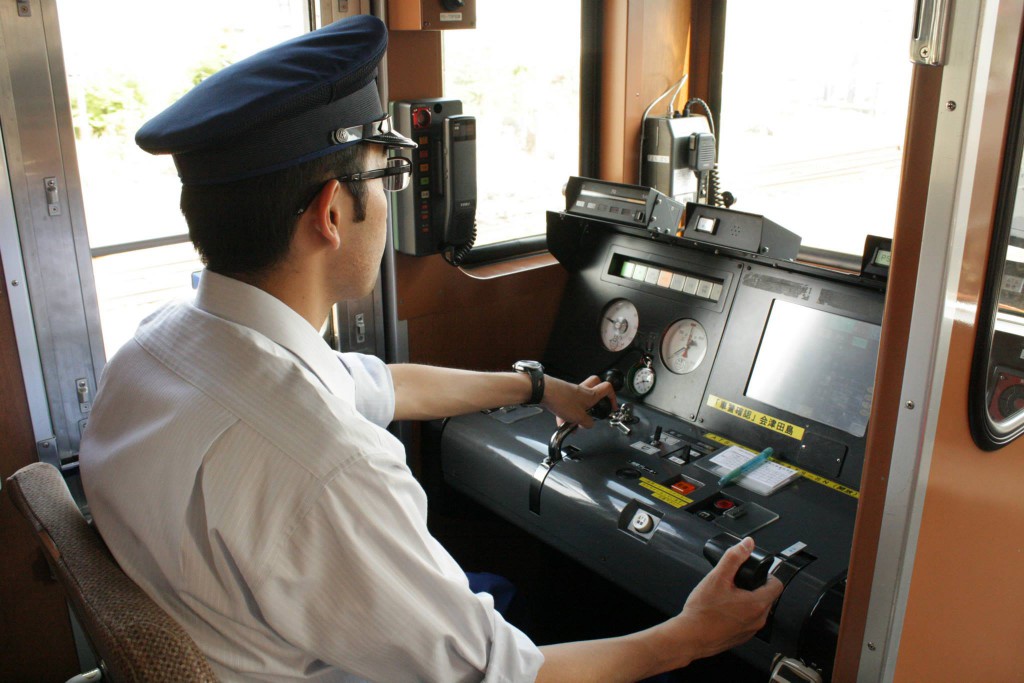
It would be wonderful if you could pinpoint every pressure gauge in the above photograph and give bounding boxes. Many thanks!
[661,318,708,374]
[627,356,656,397]
[600,299,639,352]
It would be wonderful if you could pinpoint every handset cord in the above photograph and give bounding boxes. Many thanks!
[443,222,477,267]
[683,97,731,207]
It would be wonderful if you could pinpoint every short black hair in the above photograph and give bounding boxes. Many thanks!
[180,144,369,277]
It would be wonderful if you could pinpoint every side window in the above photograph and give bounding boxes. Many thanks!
[57,0,311,356]
[717,1,914,256]
[441,1,582,247]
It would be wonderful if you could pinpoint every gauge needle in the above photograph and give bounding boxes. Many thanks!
[607,317,627,333]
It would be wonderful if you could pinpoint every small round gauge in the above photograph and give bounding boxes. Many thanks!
[661,318,709,374]
[628,364,657,397]
[600,299,639,352]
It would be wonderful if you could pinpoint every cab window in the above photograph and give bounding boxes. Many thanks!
[58,0,311,356]
[441,1,582,247]
[717,1,914,256]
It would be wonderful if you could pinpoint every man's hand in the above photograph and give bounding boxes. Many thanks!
[665,537,784,661]
[541,375,617,428]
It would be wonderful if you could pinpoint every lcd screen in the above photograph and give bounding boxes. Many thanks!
[746,300,880,437]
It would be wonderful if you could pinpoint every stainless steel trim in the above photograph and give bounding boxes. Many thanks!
[911,0,953,66]
[0,0,105,462]
[859,0,992,679]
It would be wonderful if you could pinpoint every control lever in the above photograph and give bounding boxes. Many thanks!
[532,372,622,514]
[703,532,774,590]
[546,395,614,465]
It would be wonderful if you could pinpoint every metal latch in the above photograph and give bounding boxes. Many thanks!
[354,313,366,344]
[44,177,61,216]
[910,0,951,66]
[76,378,91,413]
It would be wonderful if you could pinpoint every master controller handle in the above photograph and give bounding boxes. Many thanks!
[535,370,623,514]
[547,370,624,464]
[703,533,774,590]
[588,368,625,420]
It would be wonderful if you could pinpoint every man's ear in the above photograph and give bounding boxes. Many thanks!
[306,179,345,249]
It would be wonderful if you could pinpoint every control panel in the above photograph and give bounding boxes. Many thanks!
[440,203,885,680]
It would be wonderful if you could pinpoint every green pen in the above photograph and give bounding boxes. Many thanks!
[718,447,774,486]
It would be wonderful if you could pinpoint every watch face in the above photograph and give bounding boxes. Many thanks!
[630,365,656,396]
[515,360,543,372]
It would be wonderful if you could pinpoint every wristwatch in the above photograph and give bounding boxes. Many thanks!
[513,360,545,405]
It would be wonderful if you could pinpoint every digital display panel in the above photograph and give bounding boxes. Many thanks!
[746,301,880,437]
[872,248,892,267]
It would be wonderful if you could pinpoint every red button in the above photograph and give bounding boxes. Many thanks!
[714,498,735,510]
[671,481,696,495]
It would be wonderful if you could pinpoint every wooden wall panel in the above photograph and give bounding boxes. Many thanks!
[396,252,567,371]
[385,29,443,100]
[600,0,693,184]
[0,262,78,682]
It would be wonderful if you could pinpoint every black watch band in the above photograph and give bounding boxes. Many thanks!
[513,360,545,405]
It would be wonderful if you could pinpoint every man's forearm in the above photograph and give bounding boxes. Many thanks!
[389,364,533,421]
[536,620,698,683]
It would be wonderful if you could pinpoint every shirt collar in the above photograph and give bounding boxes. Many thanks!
[193,271,352,397]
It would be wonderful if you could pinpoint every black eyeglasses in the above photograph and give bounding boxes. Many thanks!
[295,156,412,215]
[336,156,412,192]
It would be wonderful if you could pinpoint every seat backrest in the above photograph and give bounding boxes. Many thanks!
[6,462,219,683]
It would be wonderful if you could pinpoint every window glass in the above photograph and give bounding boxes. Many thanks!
[57,0,309,356]
[718,1,914,256]
[442,2,581,246]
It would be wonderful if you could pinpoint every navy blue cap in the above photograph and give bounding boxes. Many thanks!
[136,15,415,186]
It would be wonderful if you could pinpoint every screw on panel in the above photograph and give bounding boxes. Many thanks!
[906,400,916,409]
[946,101,957,111]
[867,642,877,651]
[920,46,930,59]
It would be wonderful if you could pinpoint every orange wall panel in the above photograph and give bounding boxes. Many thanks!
[894,1,1024,678]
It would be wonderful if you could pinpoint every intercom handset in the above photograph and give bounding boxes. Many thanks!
[391,99,477,265]
[442,115,477,264]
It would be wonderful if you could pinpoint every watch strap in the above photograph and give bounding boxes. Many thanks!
[513,361,545,405]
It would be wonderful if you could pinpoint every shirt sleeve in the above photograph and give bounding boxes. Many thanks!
[336,352,395,427]
[253,451,544,683]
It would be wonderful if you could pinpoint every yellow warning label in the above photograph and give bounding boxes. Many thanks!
[638,477,693,508]
[703,432,755,452]
[776,462,860,499]
[706,395,806,441]
[702,432,859,499]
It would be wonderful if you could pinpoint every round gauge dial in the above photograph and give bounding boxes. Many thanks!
[629,364,657,396]
[660,319,708,374]
[600,299,639,352]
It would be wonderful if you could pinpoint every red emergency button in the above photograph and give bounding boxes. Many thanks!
[671,481,697,496]
[714,498,735,511]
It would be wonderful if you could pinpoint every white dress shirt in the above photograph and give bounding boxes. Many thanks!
[80,271,543,683]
